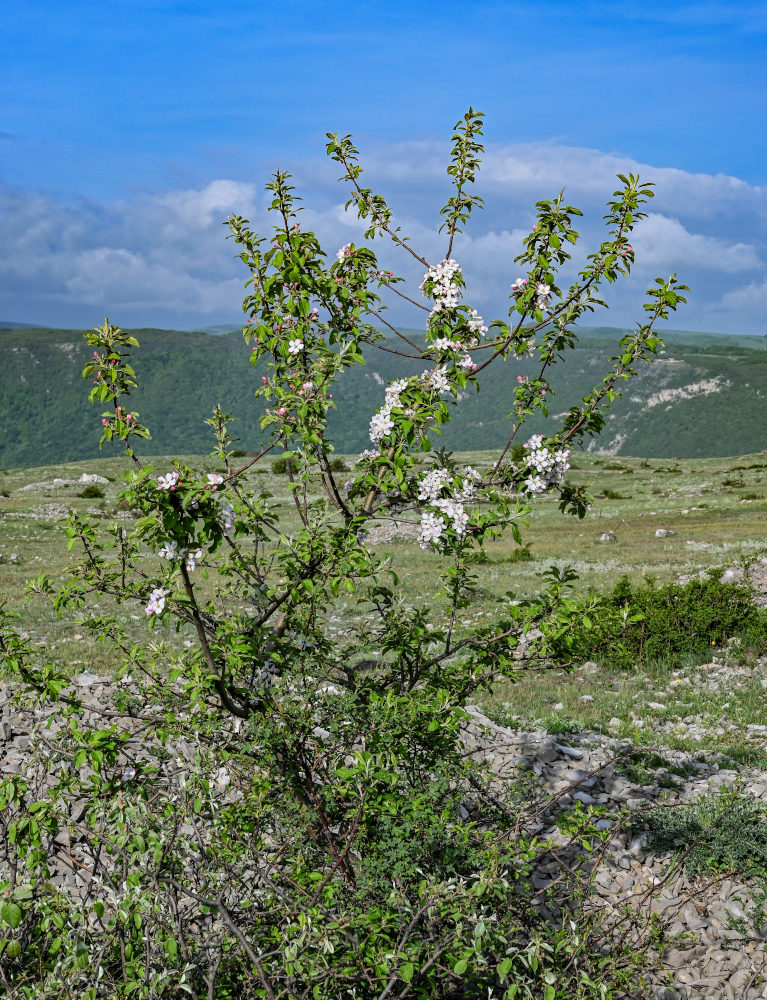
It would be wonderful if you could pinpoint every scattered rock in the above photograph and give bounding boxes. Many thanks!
[554,743,583,760]
[599,532,617,543]
[655,528,676,538]
[71,671,110,688]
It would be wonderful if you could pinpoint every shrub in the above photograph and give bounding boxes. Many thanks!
[0,111,687,998]
[271,453,296,473]
[77,483,105,498]
[643,792,767,879]
[550,573,767,669]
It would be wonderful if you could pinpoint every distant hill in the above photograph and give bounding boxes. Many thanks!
[1,324,766,467]
[0,320,45,330]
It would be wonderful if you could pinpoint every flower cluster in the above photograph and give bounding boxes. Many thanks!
[520,434,570,496]
[511,277,550,311]
[421,366,451,394]
[145,587,169,616]
[369,378,409,444]
[468,308,488,337]
[430,336,461,353]
[336,243,353,261]
[157,472,180,491]
[206,473,224,488]
[420,258,462,315]
[158,541,203,572]
[101,405,137,428]
[417,465,481,547]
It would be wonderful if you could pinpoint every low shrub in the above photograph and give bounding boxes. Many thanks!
[271,454,296,474]
[77,484,105,499]
[643,792,767,879]
[551,573,767,669]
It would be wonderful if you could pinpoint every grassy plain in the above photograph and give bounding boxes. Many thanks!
[2,448,767,761]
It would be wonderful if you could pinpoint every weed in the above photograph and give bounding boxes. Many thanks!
[541,713,583,735]
[642,791,767,879]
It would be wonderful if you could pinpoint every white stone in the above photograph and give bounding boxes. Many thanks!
[72,671,109,687]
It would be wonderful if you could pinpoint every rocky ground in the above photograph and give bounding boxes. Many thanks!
[2,668,767,998]
[462,705,767,999]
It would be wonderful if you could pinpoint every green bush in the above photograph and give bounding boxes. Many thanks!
[272,454,346,474]
[77,484,105,499]
[551,573,767,669]
[271,454,296,474]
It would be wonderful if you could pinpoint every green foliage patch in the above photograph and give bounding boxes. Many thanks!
[643,792,767,880]
[551,573,767,669]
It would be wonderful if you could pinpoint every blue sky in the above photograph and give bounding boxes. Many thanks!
[2,0,766,333]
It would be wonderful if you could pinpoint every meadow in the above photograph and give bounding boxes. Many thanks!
[3,447,766,764]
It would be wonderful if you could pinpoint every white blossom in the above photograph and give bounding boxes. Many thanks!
[336,243,352,261]
[422,366,451,394]
[369,410,395,443]
[520,434,570,496]
[157,472,179,491]
[418,468,451,502]
[185,547,202,572]
[420,258,462,318]
[467,309,488,337]
[418,511,446,547]
[287,339,303,355]
[145,588,169,616]
[206,473,224,486]
[158,540,181,561]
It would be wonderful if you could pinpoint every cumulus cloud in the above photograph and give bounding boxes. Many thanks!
[0,140,766,333]
[630,214,761,273]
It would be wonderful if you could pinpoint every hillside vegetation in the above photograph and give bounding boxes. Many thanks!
[2,324,766,467]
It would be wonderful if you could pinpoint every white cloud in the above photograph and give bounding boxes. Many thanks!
[0,142,766,334]
[630,214,761,273]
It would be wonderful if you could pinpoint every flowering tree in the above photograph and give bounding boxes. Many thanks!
[0,110,685,998]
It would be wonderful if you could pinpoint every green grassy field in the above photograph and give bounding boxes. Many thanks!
[2,448,767,761]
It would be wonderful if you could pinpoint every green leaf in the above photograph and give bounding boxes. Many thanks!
[454,958,468,975]
[2,903,21,929]
[400,962,414,983]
